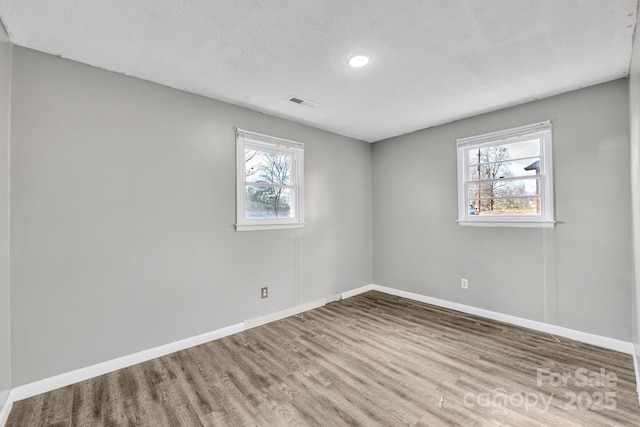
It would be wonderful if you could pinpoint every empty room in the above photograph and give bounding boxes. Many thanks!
[2,0,640,425]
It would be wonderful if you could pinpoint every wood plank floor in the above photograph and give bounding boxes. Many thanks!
[6,291,640,426]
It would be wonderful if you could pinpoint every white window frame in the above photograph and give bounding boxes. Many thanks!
[236,128,305,231]
[456,121,555,228]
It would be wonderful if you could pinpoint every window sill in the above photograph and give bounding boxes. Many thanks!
[235,222,305,232]
[457,219,556,228]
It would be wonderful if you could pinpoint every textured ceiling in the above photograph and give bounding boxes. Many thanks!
[0,0,637,142]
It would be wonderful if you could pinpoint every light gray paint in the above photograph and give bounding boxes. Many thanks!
[5,42,634,390]
[0,19,11,409]
[629,13,640,395]
[372,80,632,340]
[9,47,372,385]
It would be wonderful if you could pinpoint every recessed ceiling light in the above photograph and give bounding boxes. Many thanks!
[347,52,371,68]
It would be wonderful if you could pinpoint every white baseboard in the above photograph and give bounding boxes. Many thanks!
[3,293,344,419]
[341,284,375,299]
[633,344,640,405]
[342,284,633,355]
[0,390,13,427]
[2,284,634,426]
[9,322,243,403]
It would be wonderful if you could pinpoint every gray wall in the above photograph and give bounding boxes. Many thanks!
[372,79,632,341]
[4,43,635,388]
[0,20,11,408]
[9,47,372,385]
[629,16,640,393]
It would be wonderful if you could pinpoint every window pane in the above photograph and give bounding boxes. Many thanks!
[468,158,540,181]
[468,178,539,199]
[245,150,292,185]
[246,186,293,218]
[468,197,541,215]
[467,138,540,165]
[504,138,540,159]
[468,178,541,215]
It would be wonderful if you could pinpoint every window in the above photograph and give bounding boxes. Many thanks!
[457,121,554,227]
[236,129,304,231]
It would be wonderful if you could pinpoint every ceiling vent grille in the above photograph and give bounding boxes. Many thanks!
[287,96,318,108]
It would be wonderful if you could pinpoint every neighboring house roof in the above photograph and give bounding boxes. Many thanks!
[524,160,540,171]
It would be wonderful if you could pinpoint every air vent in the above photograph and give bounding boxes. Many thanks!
[287,96,318,108]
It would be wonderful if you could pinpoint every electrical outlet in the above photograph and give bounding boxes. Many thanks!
[261,287,268,298]
[461,278,468,289]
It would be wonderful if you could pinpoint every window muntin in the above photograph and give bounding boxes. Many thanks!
[236,129,304,231]
[457,121,554,227]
